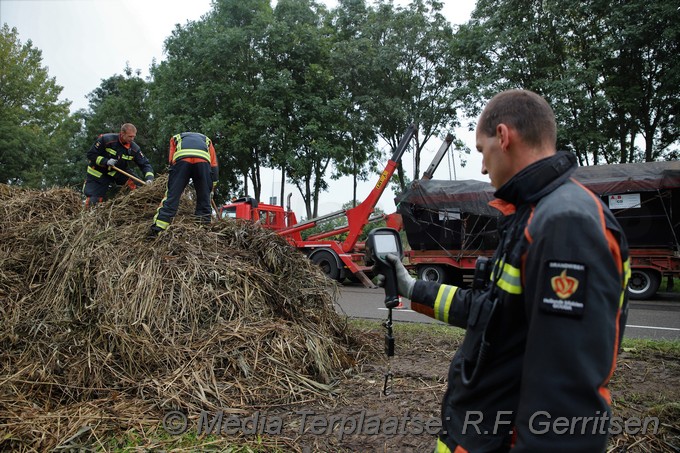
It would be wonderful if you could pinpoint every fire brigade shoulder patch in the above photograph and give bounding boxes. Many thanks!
[540,261,587,318]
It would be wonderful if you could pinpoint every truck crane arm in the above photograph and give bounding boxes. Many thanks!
[341,124,417,252]
[276,123,418,250]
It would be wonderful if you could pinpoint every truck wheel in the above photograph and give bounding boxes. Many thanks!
[627,269,661,300]
[418,264,447,284]
[310,249,343,282]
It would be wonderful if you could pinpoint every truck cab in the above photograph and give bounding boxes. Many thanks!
[219,197,297,231]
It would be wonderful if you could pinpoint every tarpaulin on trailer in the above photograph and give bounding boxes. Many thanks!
[572,160,680,194]
[395,179,500,252]
[396,179,497,216]
[396,160,679,251]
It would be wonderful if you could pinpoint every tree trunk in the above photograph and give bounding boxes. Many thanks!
[397,163,406,192]
[413,135,422,180]
[618,122,627,164]
[251,153,261,201]
[645,131,654,162]
[279,167,286,207]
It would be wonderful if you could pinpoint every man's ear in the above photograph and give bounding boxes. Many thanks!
[496,123,512,152]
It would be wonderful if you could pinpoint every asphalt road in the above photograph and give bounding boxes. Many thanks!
[334,284,680,341]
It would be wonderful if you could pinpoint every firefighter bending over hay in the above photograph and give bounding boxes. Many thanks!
[148,131,219,238]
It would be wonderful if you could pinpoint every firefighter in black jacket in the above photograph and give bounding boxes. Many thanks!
[379,90,630,452]
[84,123,154,207]
[149,132,219,237]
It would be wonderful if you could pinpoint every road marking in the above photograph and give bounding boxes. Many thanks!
[626,324,680,331]
[377,307,416,313]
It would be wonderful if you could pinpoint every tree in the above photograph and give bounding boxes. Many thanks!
[600,0,680,162]
[81,65,162,175]
[42,111,88,190]
[266,0,345,218]
[149,0,273,200]
[0,24,71,187]
[361,0,462,189]
[326,0,381,207]
[454,0,680,164]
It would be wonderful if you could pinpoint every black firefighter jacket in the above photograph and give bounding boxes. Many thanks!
[410,152,630,453]
[86,133,154,184]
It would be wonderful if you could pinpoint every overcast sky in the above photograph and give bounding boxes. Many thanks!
[1,0,486,214]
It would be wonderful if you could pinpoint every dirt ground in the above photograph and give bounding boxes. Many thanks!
[161,322,679,452]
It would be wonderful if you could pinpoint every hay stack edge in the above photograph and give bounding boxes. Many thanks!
[0,178,365,451]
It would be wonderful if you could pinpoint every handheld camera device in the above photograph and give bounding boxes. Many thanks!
[365,227,404,394]
[365,227,404,309]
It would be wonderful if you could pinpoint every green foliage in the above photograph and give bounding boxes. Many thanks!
[325,0,381,206]
[149,0,274,196]
[43,111,89,190]
[360,0,462,190]
[455,0,680,164]
[0,24,71,187]
[3,0,678,196]
[81,66,163,177]
[266,0,343,218]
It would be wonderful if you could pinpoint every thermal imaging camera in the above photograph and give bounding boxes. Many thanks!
[365,227,404,309]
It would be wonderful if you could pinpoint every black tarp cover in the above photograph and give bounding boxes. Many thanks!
[396,160,680,212]
[396,160,680,251]
[572,160,680,194]
[396,179,497,216]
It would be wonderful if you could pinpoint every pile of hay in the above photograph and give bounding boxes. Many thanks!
[0,178,361,451]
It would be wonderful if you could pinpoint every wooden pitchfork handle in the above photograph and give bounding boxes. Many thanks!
[210,197,221,221]
[111,165,147,186]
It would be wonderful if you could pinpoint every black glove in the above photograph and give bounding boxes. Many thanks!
[374,253,415,299]
[145,175,154,184]
[104,158,117,167]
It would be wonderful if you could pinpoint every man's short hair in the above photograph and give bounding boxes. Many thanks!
[478,89,556,148]
[121,123,137,133]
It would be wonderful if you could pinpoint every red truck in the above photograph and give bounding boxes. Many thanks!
[219,124,418,287]
[219,195,297,231]
[397,160,680,300]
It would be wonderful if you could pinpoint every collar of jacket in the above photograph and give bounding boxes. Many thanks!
[494,151,577,206]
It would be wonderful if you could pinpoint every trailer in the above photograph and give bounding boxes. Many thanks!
[397,160,680,300]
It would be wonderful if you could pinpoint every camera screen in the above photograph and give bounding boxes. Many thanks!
[374,233,399,255]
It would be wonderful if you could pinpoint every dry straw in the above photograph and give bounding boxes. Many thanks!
[0,178,364,451]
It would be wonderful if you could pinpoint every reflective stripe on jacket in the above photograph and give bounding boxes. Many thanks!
[169,132,219,183]
[171,132,212,162]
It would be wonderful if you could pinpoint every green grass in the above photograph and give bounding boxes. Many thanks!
[666,276,680,293]
[347,318,465,341]
[349,319,679,354]
[621,337,680,355]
